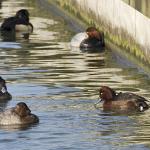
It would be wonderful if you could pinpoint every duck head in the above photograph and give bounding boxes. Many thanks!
[13,102,39,124]
[15,9,30,23]
[15,9,33,33]
[14,102,31,117]
[86,27,101,39]
[99,86,116,102]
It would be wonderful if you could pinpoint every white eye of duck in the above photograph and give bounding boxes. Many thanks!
[100,92,103,95]
[139,106,144,112]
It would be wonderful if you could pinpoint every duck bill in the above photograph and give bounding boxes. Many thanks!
[94,98,104,109]
[95,98,103,105]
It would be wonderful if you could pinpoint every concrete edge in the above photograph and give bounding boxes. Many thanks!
[36,0,150,75]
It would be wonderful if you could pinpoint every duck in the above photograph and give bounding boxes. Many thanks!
[0,77,12,101]
[70,26,105,49]
[1,9,33,33]
[97,86,149,112]
[0,102,39,125]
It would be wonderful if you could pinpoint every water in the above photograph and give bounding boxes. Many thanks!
[0,0,150,149]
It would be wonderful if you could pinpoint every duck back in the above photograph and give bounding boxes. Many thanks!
[0,109,21,125]
[115,92,149,111]
[115,92,147,102]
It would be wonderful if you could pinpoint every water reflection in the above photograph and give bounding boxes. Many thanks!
[0,31,30,42]
[0,41,21,49]
[0,123,38,132]
[0,0,2,10]
[0,0,150,150]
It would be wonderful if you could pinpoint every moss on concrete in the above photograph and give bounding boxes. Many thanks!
[47,0,149,65]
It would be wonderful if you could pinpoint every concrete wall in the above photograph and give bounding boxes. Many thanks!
[56,0,150,63]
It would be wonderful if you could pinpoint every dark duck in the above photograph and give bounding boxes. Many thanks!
[0,77,12,101]
[1,9,33,32]
[96,86,149,112]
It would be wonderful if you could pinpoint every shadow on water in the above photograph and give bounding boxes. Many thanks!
[0,99,11,111]
[0,31,30,42]
[0,0,150,150]
[0,123,39,132]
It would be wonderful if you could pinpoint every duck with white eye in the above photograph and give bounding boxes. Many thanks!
[1,9,33,33]
[70,26,105,49]
[0,102,39,125]
[95,86,149,112]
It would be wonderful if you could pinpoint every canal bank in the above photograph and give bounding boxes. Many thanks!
[53,0,150,63]
[37,0,150,75]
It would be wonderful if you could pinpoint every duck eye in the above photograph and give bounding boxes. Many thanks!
[100,92,103,95]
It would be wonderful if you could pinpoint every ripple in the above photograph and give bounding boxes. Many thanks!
[0,0,150,150]
[0,42,21,49]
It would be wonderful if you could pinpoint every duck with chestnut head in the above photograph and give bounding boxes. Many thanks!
[0,102,39,125]
[80,27,105,49]
[96,86,149,112]
[70,26,105,50]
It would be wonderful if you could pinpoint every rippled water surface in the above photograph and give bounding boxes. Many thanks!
[0,0,150,150]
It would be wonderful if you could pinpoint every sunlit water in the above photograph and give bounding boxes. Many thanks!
[0,0,150,150]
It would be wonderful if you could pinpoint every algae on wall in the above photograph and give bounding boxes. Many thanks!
[54,0,150,64]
